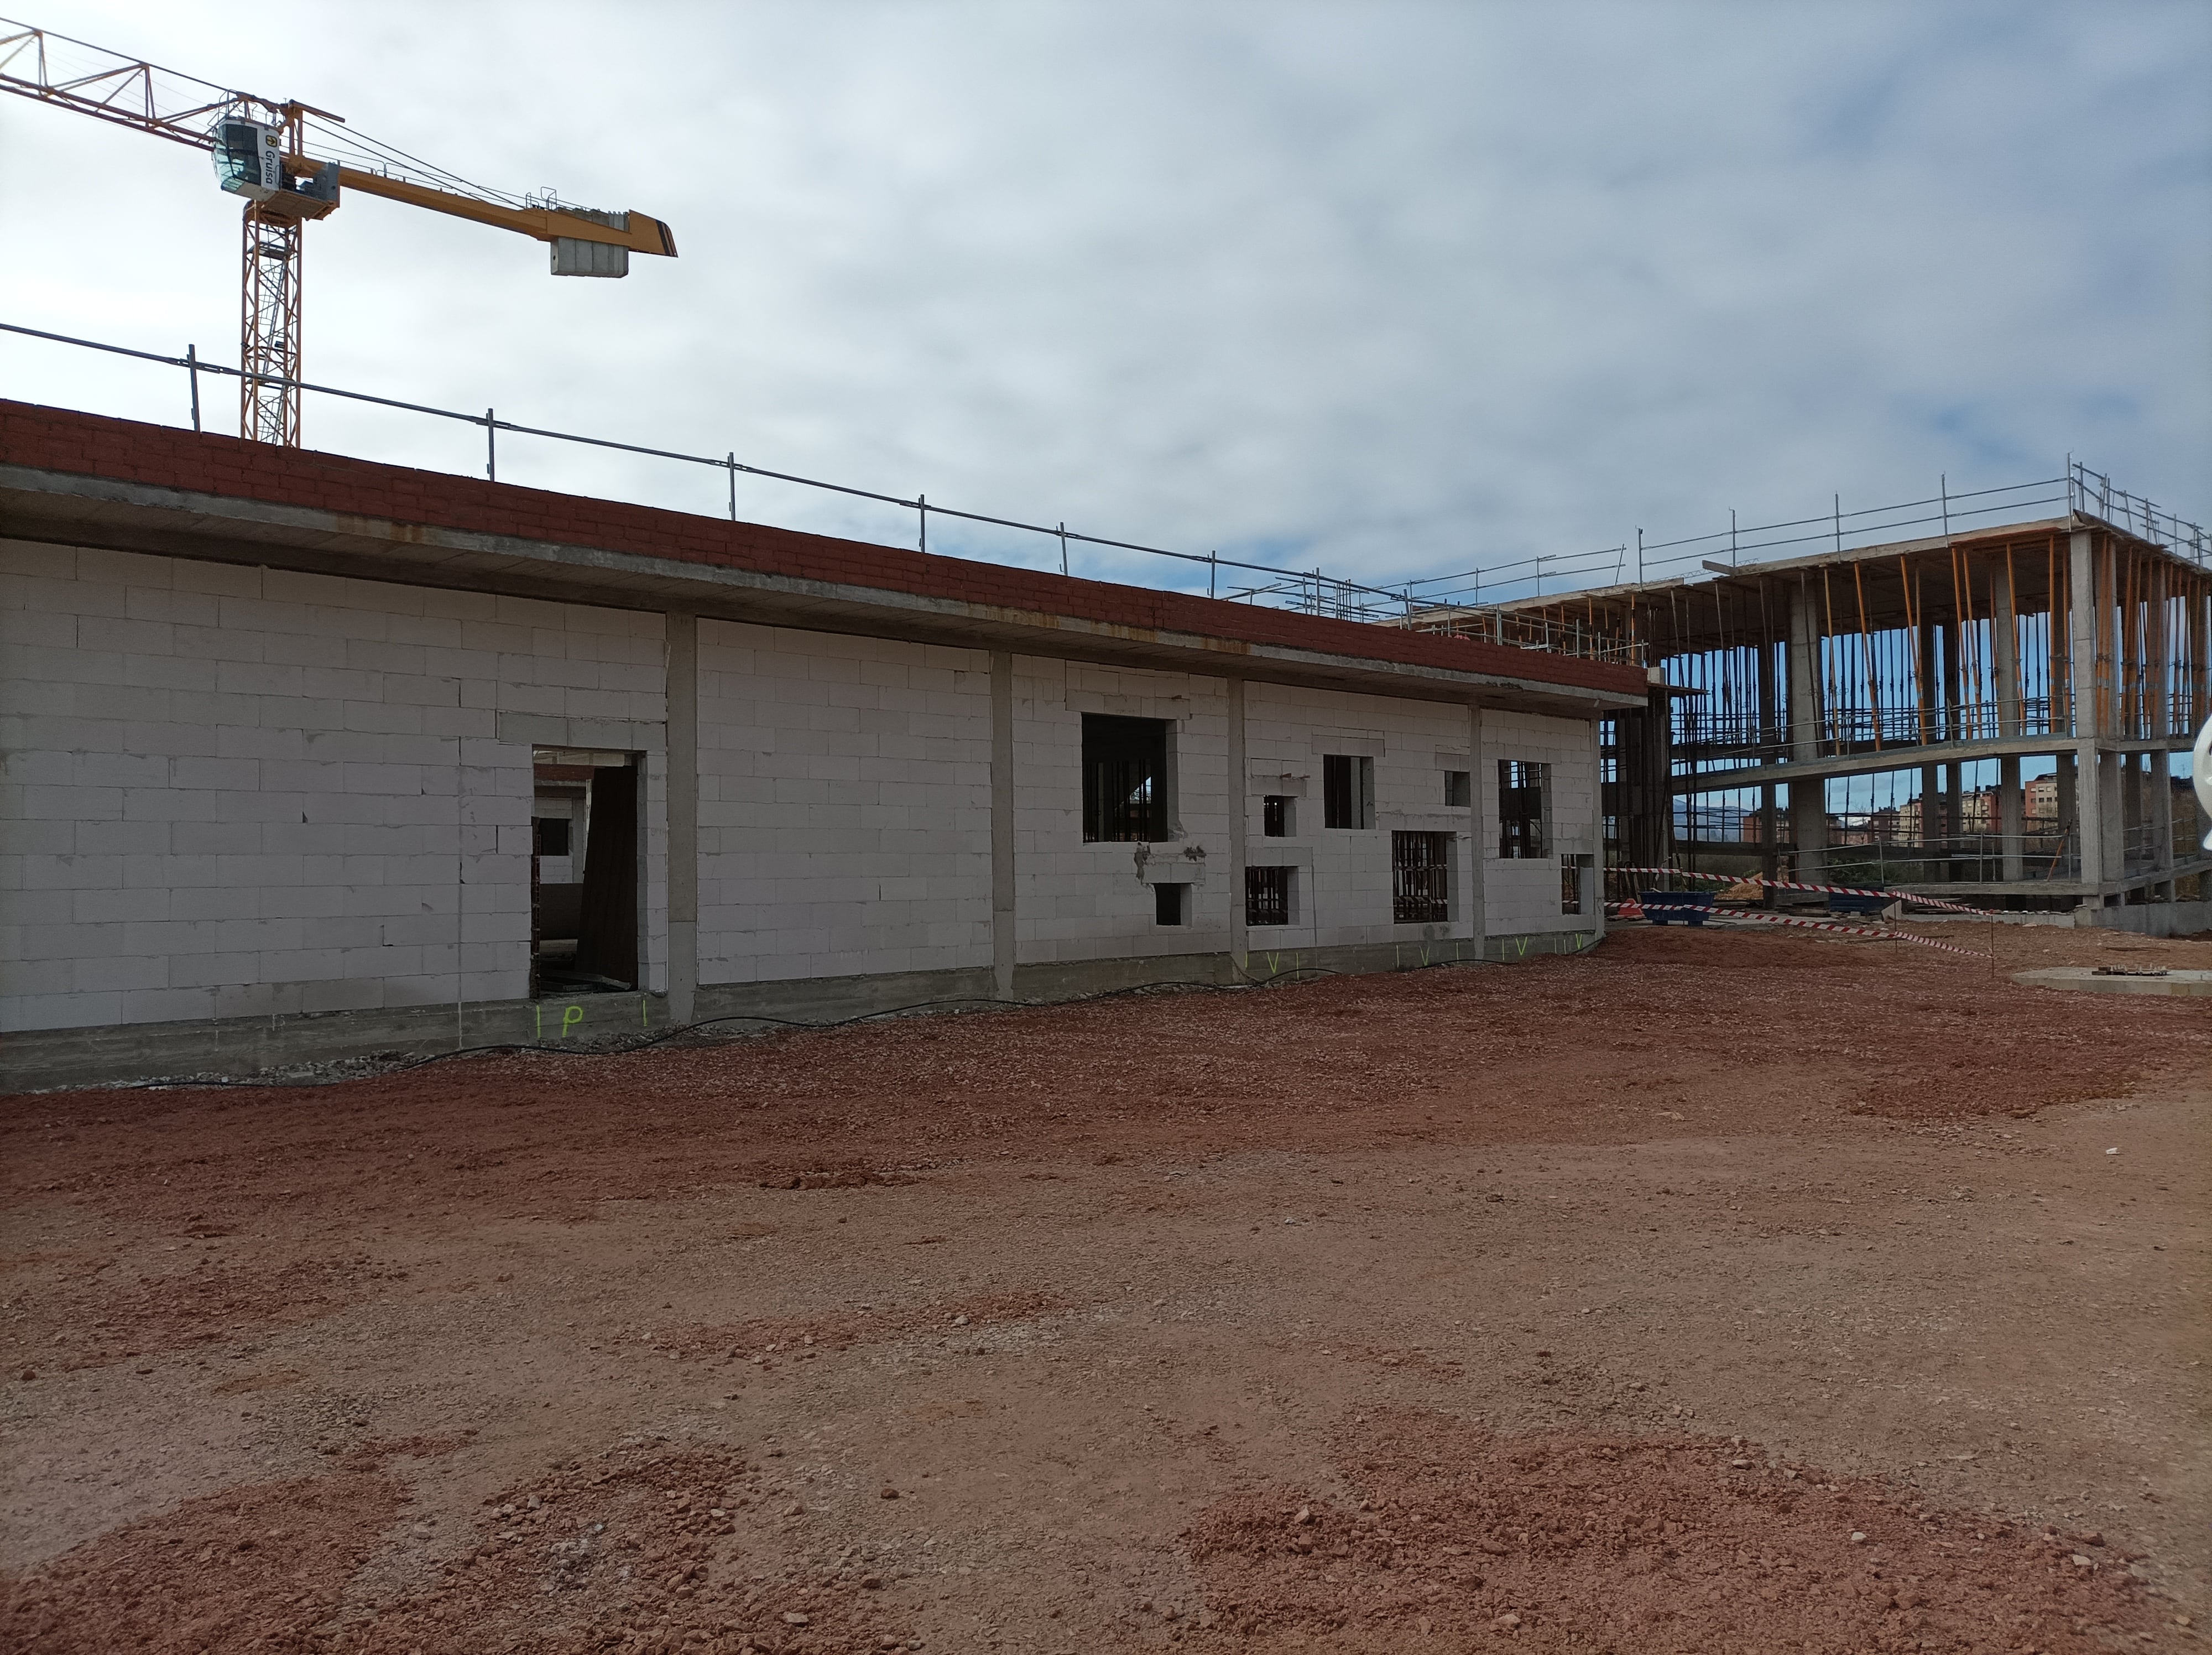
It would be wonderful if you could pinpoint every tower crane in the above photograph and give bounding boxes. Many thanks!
[0,17,677,446]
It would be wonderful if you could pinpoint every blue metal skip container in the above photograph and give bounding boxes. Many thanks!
[1639,889,1715,927]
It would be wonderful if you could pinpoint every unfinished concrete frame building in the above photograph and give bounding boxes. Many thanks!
[1475,508,2212,920]
[0,403,1645,1089]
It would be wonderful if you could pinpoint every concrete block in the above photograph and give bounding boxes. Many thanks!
[75,953,169,992]
[169,950,263,989]
[2,990,121,1033]
[301,976,385,1014]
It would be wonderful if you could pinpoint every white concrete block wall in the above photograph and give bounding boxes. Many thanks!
[1480,707,1600,935]
[1011,658,1234,963]
[696,621,994,983]
[2,535,1609,1038]
[0,540,666,1032]
[1245,684,1475,948]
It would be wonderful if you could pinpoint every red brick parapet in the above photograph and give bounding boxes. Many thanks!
[1,398,1646,696]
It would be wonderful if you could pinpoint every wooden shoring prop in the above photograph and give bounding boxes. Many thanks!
[1900,555,1927,746]
[1853,560,1881,750]
[2047,535,2065,736]
[1946,543,1966,744]
[1820,564,1839,753]
[2005,544,2021,735]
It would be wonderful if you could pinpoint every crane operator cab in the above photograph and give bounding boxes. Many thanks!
[212,116,338,217]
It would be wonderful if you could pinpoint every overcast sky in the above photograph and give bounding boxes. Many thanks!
[3,1,2207,602]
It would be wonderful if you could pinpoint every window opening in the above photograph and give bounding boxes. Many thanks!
[1083,715,1170,842]
[1154,882,1188,926]
[1444,770,1472,808]
[1245,865,1292,927]
[1322,754,1374,829]
[1262,794,1292,837]
[1392,831,1453,924]
[1498,759,1551,859]
[533,816,572,857]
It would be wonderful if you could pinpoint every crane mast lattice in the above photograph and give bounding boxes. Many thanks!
[0,17,677,446]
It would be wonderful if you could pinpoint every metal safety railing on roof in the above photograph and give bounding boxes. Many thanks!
[5,319,2204,633]
[1,319,1442,621]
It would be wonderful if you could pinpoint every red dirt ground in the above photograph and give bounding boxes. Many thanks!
[3,922,2208,1653]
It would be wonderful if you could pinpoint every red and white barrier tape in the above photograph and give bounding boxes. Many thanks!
[1605,891,1989,959]
[1604,867,1994,918]
[1698,904,1985,956]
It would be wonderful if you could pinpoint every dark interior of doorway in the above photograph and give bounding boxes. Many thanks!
[531,754,638,997]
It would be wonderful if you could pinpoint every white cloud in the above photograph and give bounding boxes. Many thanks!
[3,0,2205,601]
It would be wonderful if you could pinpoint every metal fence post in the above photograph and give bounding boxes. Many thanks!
[186,344,201,433]
[486,409,496,482]
[727,452,737,521]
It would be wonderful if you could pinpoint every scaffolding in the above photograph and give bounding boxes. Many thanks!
[1462,489,2212,912]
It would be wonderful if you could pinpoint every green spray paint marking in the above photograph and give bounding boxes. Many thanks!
[561,1004,585,1039]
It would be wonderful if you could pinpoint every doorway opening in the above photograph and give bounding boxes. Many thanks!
[531,748,639,996]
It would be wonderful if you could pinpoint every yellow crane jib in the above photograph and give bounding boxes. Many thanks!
[307,162,678,277]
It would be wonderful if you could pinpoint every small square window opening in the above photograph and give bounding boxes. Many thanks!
[1262,794,1293,837]
[1154,882,1188,926]
[533,816,572,857]
[1444,770,1472,808]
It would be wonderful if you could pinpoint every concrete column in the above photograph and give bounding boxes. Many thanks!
[1919,761,1941,855]
[2096,746,2124,887]
[2115,752,2132,872]
[2151,753,2176,899]
[1468,703,1489,941]
[1755,639,1779,899]
[1999,756,2025,883]
[1787,584,1826,881]
[1228,677,1248,960]
[2056,752,2078,870]
[664,610,699,1027]
[1988,563,2024,887]
[1788,583,1822,761]
[1759,783,1778,898]
[990,652,1016,1000]
[1944,763,1964,881]
[2067,530,2106,908]
[2068,530,2100,741]
[1587,714,1604,939]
